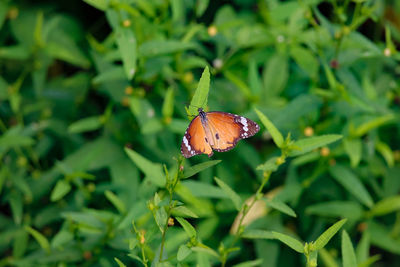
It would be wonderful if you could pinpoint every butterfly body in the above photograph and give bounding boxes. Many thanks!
[181,108,260,158]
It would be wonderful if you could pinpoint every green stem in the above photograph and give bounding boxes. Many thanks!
[159,160,184,262]
[220,171,272,266]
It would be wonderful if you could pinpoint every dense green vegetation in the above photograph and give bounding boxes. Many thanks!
[1,0,400,266]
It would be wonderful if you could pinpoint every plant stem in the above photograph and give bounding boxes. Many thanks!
[158,161,183,262]
[220,171,272,266]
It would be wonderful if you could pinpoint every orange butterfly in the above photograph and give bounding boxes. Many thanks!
[181,108,260,158]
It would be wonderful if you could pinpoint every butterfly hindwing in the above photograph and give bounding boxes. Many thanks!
[181,115,213,158]
[205,112,260,152]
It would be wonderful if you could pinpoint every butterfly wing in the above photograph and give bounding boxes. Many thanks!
[181,115,213,158]
[205,112,260,152]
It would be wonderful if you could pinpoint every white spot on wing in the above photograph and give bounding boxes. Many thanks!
[240,117,248,132]
[183,136,191,151]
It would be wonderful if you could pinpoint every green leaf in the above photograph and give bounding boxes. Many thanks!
[25,226,51,253]
[351,114,395,137]
[271,231,304,253]
[265,198,296,217]
[46,40,90,68]
[105,190,127,214]
[139,40,196,57]
[50,180,71,202]
[83,0,108,10]
[188,66,210,116]
[343,138,362,167]
[242,229,274,240]
[356,232,370,264]
[183,160,221,179]
[232,259,263,267]
[248,60,262,95]
[191,244,220,259]
[313,219,347,251]
[176,217,197,238]
[224,70,252,98]
[319,248,340,267]
[329,165,373,208]
[214,177,242,211]
[115,26,137,80]
[177,244,192,261]
[196,0,209,17]
[154,204,168,234]
[0,1,8,29]
[172,205,199,218]
[0,134,35,150]
[125,148,165,187]
[289,135,342,157]
[0,45,30,60]
[342,230,357,267]
[254,108,284,148]
[68,116,103,134]
[256,157,279,172]
[306,201,363,221]
[262,54,288,97]
[290,45,319,79]
[162,87,175,120]
[375,141,394,167]
[368,221,400,254]
[369,195,400,217]
[114,257,127,267]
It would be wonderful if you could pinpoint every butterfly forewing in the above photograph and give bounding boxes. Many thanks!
[181,115,213,158]
[205,112,260,152]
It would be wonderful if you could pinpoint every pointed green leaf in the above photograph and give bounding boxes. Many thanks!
[254,108,283,148]
[289,135,342,157]
[139,40,196,58]
[356,232,370,264]
[176,217,197,238]
[342,230,357,267]
[369,195,400,217]
[352,114,395,137]
[265,198,296,217]
[343,138,362,167]
[214,177,242,211]
[172,205,199,218]
[114,257,127,267]
[177,244,192,261]
[329,165,373,208]
[313,219,347,251]
[25,226,51,253]
[242,229,274,240]
[50,180,71,202]
[368,221,400,254]
[183,160,221,179]
[271,231,304,253]
[306,201,363,221]
[188,66,210,116]
[191,244,220,259]
[125,148,165,187]
[256,157,279,172]
[375,141,394,167]
[232,259,263,267]
[162,87,175,120]
[115,26,137,80]
[68,116,103,134]
[263,54,288,97]
[105,190,127,214]
[83,0,108,10]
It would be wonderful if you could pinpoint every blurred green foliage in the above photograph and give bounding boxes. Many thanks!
[1,0,400,266]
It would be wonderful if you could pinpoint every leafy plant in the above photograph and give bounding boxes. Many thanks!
[0,0,400,266]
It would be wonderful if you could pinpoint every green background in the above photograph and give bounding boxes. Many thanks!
[0,0,400,266]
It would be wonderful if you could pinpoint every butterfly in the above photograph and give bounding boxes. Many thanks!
[181,108,260,158]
